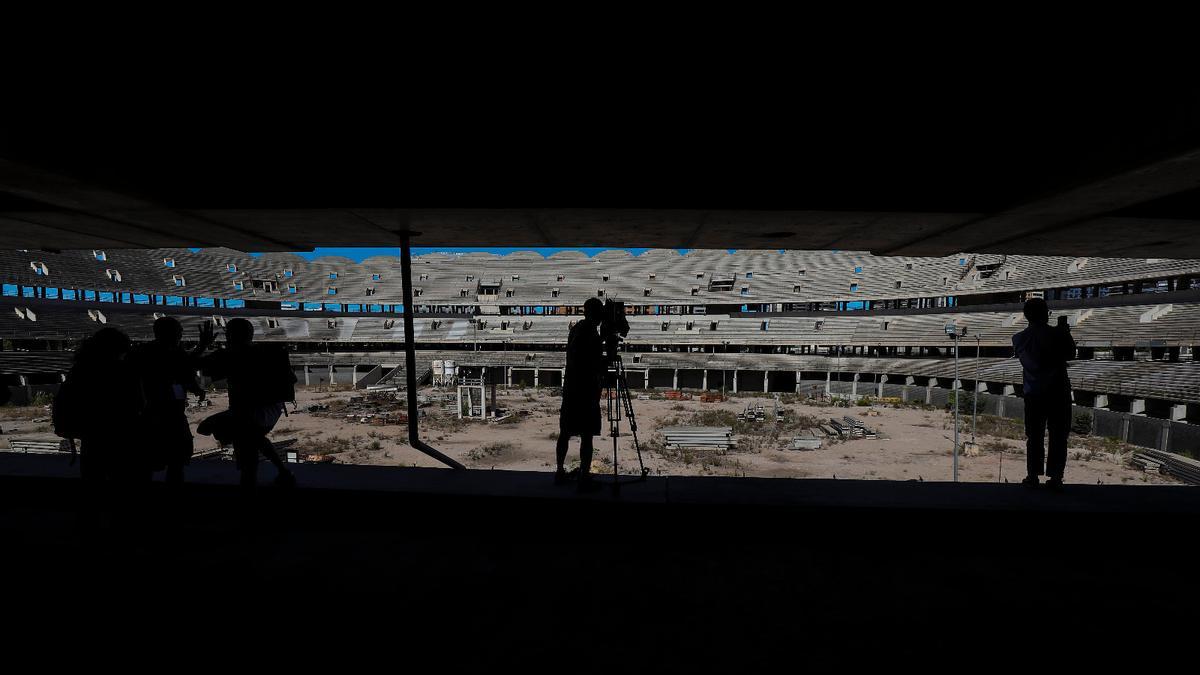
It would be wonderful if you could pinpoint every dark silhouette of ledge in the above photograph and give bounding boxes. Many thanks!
[2,452,1197,668]
[2,451,1197,514]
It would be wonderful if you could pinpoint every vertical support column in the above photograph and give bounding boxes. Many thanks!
[878,374,887,398]
[644,369,649,390]
[795,370,801,394]
[763,372,769,393]
[732,369,739,393]
[534,368,539,387]
[702,369,708,391]
[673,369,679,390]
[400,230,464,469]
[506,366,512,388]
[851,373,860,396]
[825,371,831,395]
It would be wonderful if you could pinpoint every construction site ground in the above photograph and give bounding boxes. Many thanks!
[3,384,1166,485]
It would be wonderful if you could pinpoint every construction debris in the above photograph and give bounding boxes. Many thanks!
[826,416,879,440]
[738,404,767,423]
[663,426,736,451]
[6,438,70,454]
[788,429,823,450]
[1133,449,1200,484]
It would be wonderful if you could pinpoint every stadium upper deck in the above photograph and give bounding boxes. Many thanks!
[3,248,1200,312]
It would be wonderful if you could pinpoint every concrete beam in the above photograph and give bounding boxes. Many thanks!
[880,146,1200,256]
[1172,404,1187,422]
[1131,399,1146,416]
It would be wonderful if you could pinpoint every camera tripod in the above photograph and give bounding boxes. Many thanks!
[602,353,649,494]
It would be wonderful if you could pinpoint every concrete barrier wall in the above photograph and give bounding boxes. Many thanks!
[1128,416,1165,449]
[1002,396,1025,419]
[799,379,826,395]
[982,395,1005,416]
[1094,409,1125,439]
[1168,422,1200,457]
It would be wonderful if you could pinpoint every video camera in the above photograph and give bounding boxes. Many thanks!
[599,299,630,362]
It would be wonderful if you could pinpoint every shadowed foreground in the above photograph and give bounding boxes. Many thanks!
[2,453,1196,668]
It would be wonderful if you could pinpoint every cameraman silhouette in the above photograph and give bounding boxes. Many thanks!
[555,298,607,492]
[1012,298,1076,491]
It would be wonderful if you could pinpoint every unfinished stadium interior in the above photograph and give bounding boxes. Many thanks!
[4,246,1200,462]
[5,86,1200,668]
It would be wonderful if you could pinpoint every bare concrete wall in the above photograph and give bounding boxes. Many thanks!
[648,369,674,389]
[766,371,795,393]
[1128,416,1165,449]
[677,369,704,390]
[1169,423,1200,457]
[738,370,766,392]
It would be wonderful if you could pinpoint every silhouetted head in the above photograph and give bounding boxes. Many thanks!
[583,298,605,323]
[1023,298,1050,325]
[225,318,254,347]
[153,316,183,346]
[75,327,131,365]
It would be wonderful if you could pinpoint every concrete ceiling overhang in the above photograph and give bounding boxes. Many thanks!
[4,94,1200,257]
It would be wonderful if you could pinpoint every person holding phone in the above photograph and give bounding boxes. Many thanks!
[1012,298,1076,491]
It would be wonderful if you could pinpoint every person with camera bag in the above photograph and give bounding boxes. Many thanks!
[555,298,607,492]
[193,318,297,489]
[1012,298,1076,491]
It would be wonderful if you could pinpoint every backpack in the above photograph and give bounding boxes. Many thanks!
[258,345,297,407]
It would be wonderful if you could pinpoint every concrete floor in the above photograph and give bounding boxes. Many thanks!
[2,452,1197,669]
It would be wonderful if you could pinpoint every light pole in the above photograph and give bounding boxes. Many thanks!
[722,340,729,397]
[973,334,981,443]
[945,323,968,482]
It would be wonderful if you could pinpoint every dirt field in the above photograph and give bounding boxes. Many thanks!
[1,385,1179,485]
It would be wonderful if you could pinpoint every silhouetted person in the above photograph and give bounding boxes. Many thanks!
[1012,298,1076,491]
[56,328,146,486]
[128,317,206,485]
[555,298,606,492]
[194,319,296,489]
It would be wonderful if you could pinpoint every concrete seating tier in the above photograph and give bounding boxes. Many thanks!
[5,248,1200,307]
